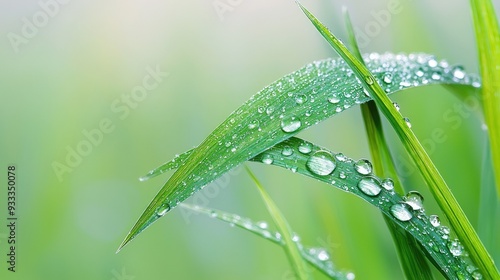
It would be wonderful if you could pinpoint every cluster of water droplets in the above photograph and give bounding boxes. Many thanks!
[252,137,482,279]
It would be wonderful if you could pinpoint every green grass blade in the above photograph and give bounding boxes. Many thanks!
[343,8,433,280]
[245,167,311,280]
[250,136,481,279]
[296,3,499,278]
[180,203,350,280]
[119,53,477,252]
[470,0,500,199]
[478,138,500,264]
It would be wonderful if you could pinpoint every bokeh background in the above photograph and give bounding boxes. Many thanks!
[1,0,499,279]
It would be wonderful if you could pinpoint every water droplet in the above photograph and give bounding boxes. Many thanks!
[261,154,274,165]
[354,159,372,175]
[346,272,355,280]
[428,59,438,68]
[306,150,336,176]
[248,119,260,130]
[404,191,424,210]
[333,153,345,162]
[266,106,275,115]
[448,239,464,256]
[390,203,413,221]
[282,145,294,156]
[383,73,393,84]
[292,233,300,242]
[393,102,400,111]
[357,177,382,196]
[365,76,374,85]
[257,221,268,229]
[339,172,347,179]
[429,215,441,227]
[452,66,466,80]
[298,142,312,154]
[437,225,450,239]
[431,71,442,80]
[327,94,341,104]
[225,141,232,148]
[281,116,302,133]
[295,94,308,104]
[210,210,217,217]
[381,178,394,191]
[258,106,265,114]
[416,67,425,77]
[316,249,330,261]
[157,203,170,216]
[403,117,412,128]
[472,271,483,279]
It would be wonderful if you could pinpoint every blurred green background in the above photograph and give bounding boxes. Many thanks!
[1,0,498,279]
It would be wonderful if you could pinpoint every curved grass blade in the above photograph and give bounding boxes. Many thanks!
[343,8,433,280]
[250,137,482,280]
[296,3,499,278]
[248,167,310,279]
[470,0,500,200]
[180,203,351,280]
[120,52,478,251]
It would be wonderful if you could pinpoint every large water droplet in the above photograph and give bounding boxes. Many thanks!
[381,178,394,191]
[357,177,382,196]
[281,116,302,133]
[390,203,413,221]
[383,73,393,84]
[429,215,441,227]
[298,142,312,154]
[354,159,373,175]
[261,154,274,165]
[327,94,341,104]
[404,191,424,210]
[157,203,170,216]
[281,145,294,156]
[257,221,268,229]
[452,66,466,80]
[306,150,336,176]
[448,239,464,257]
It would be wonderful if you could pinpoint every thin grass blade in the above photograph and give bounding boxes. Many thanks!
[245,167,311,280]
[470,0,500,199]
[296,2,499,278]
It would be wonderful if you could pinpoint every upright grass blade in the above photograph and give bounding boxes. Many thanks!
[478,139,500,264]
[180,203,351,280]
[343,8,433,280]
[245,167,311,280]
[296,2,499,278]
[470,0,500,199]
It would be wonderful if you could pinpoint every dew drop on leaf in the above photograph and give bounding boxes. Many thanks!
[295,94,308,104]
[393,102,400,112]
[298,142,313,154]
[281,116,302,133]
[404,191,424,210]
[281,145,294,156]
[403,117,412,128]
[381,178,395,191]
[327,94,341,104]
[156,203,170,217]
[472,271,483,279]
[429,215,441,227]
[354,159,373,175]
[261,154,274,165]
[306,150,336,176]
[452,66,466,80]
[448,239,464,257]
[248,119,260,130]
[383,73,393,84]
[357,177,382,196]
[390,203,413,221]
